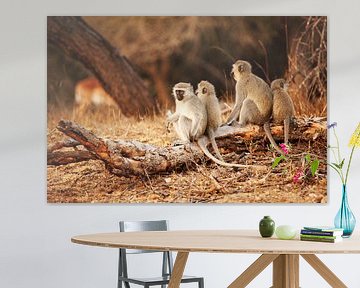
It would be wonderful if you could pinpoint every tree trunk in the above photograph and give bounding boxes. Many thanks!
[47,118,327,177]
[147,59,172,108]
[47,16,156,117]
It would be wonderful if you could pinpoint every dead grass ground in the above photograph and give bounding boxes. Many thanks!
[47,105,327,203]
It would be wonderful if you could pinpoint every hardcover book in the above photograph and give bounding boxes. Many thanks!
[301,228,343,237]
[300,236,343,243]
[300,234,341,240]
[303,226,344,232]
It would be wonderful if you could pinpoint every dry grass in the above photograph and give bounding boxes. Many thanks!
[287,16,327,116]
[47,105,327,204]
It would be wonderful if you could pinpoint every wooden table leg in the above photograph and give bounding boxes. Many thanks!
[288,254,299,288]
[228,254,279,288]
[301,254,347,288]
[272,254,299,288]
[273,254,286,287]
[168,252,189,288]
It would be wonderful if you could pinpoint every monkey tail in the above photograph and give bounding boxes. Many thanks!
[207,128,224,161]
[197,137,250,168]
[263,122,285,155]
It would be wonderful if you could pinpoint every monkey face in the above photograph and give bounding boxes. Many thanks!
[278,79,286,89]
[175,89,185,101]
[281,80,289,90]
[196,86,207,96]
[231,66,239,80]
[232,60,251,80]
[271,79,288,91]
[196,81,215,98]
[173,82,194,101]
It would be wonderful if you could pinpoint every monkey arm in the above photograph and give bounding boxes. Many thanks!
[166,112,180,133]
[166,112,179,123]
[225,90,246,124]
[190,113,203,138]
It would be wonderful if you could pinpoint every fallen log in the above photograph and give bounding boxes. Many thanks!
[47,117,326,177]
[48,150,96,165]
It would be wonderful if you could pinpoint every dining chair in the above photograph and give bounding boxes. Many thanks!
[118,220,204,288]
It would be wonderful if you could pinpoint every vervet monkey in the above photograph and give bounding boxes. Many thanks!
[167,82,251,168]
[271,79,295,145]
[225,60,285,155]
[167,82,207,142]
[196,80,223,161]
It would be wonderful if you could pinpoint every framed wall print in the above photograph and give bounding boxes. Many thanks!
[47,16,327,203]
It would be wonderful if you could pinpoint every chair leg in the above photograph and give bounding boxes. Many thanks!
[199,278,204,288]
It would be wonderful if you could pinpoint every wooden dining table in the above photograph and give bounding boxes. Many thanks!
[71,230,360,288]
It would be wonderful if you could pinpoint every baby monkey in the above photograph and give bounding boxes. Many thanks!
[271,79,295,145]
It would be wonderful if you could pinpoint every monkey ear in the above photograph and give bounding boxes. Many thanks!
[202,87,207,94]
[280,81,284,88]
[238,65,243,72]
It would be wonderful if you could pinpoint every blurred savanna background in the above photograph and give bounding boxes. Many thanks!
[47,16,327,203]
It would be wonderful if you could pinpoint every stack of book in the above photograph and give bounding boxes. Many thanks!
[300,226,344,243]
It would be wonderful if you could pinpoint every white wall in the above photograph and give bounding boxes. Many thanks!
[1,0,360,287]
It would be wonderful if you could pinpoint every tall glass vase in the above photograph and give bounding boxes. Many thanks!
[334,185,356,237]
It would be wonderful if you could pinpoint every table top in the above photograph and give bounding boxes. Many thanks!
[71,230,360,254]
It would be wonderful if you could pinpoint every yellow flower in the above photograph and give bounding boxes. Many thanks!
[349,122,360,148]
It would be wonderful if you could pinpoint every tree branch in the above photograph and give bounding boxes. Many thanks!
[48,118,326,177]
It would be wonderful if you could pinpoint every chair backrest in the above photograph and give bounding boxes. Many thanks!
[120,220,168,232]
[119,220,168,254]
[118,220,174,282]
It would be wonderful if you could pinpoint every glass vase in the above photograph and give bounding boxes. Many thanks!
[334,185,356,237]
